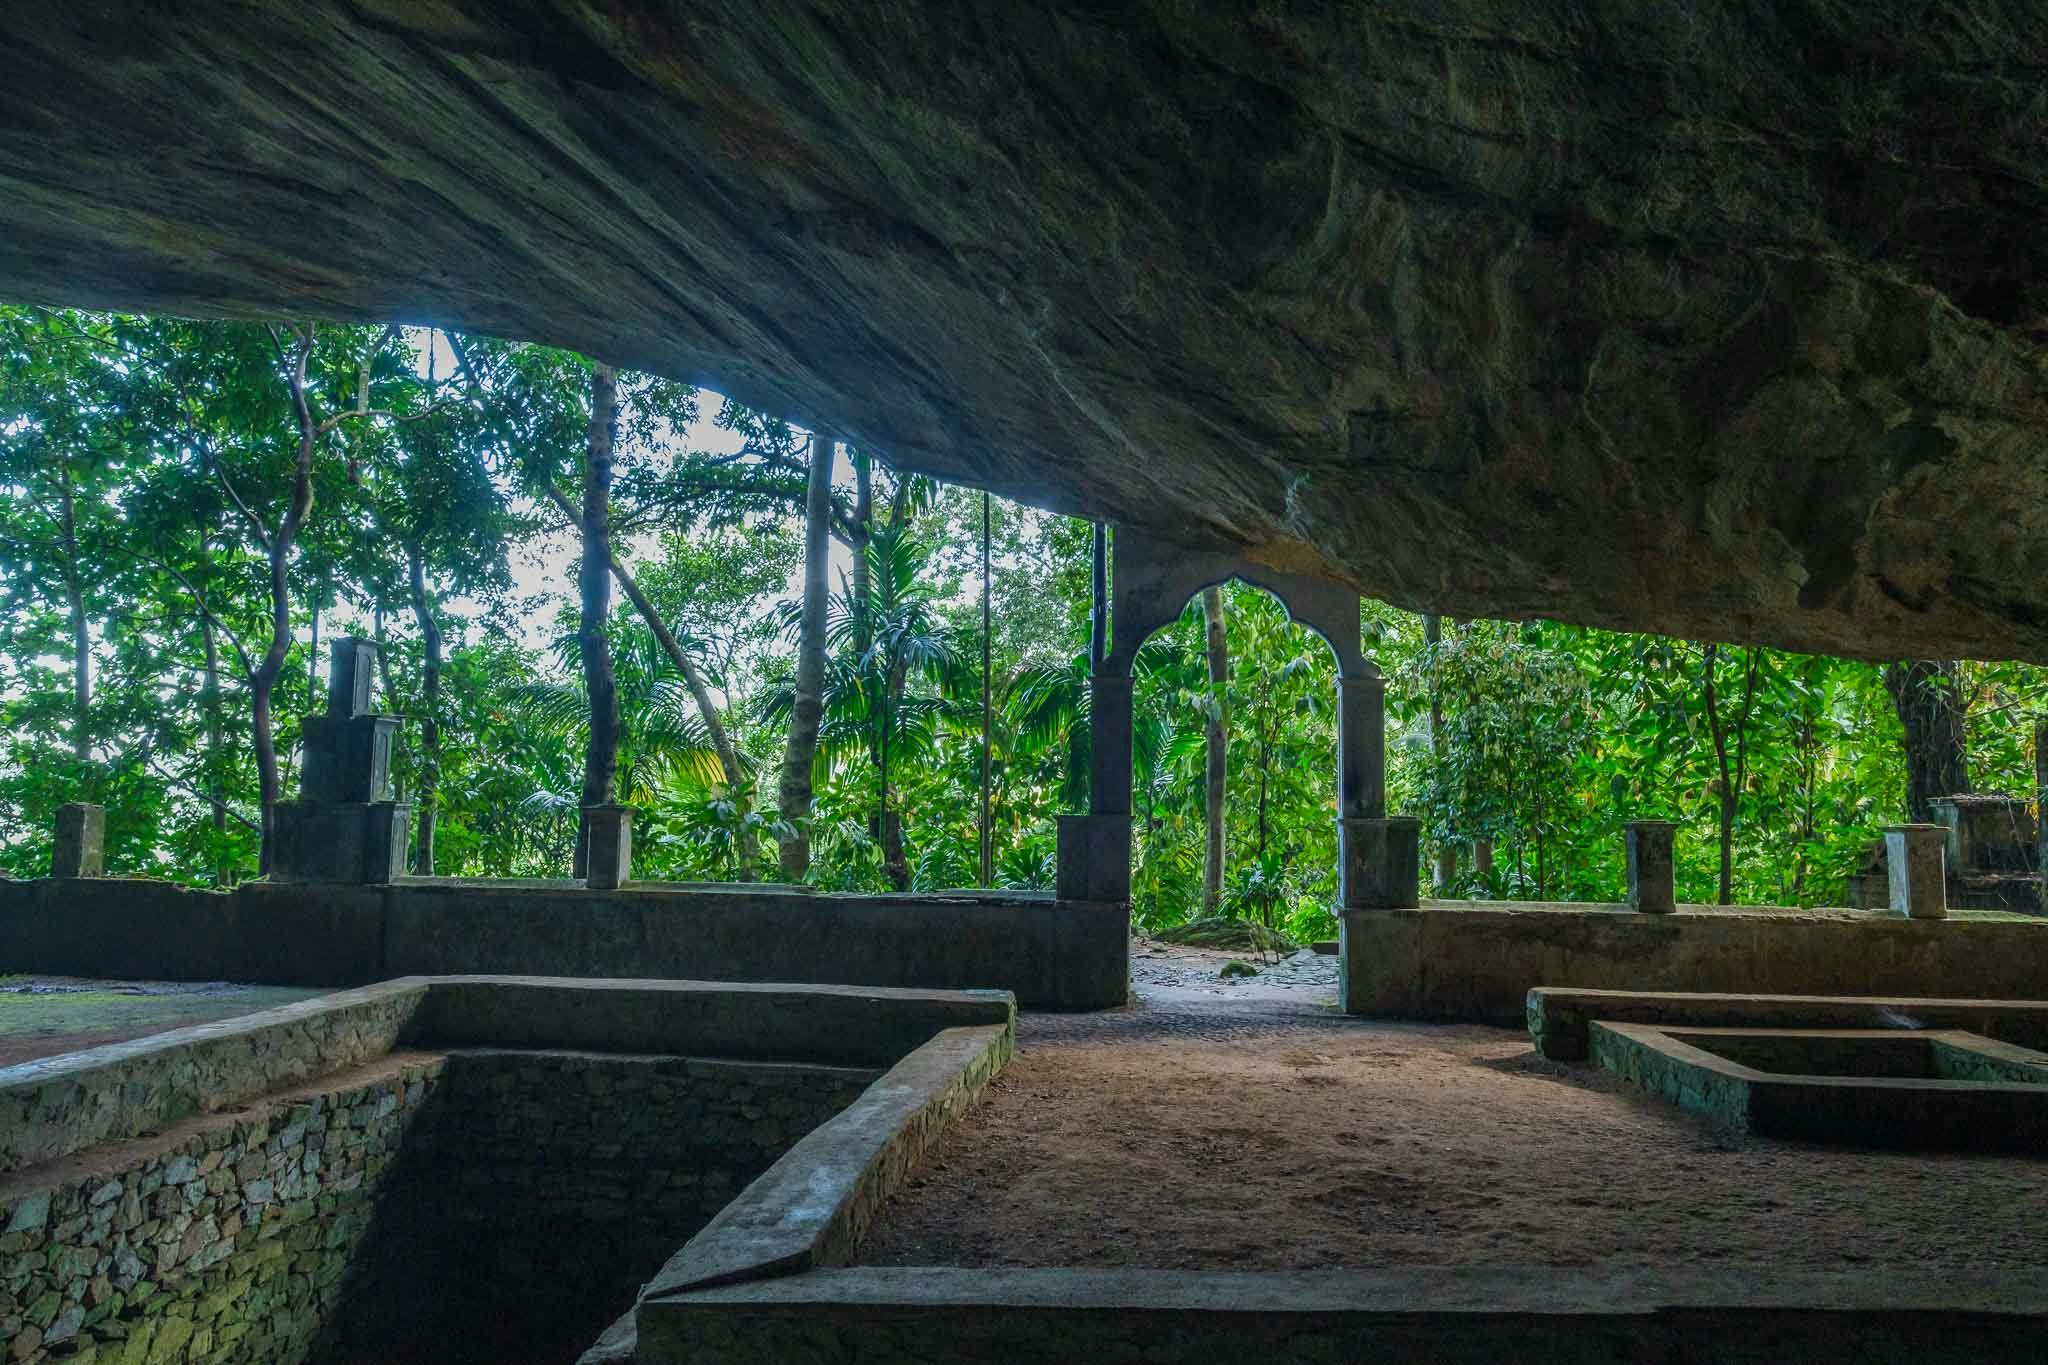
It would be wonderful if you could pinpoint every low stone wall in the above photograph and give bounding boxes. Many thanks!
[0,982,428,1172]
[640,1265,2048,1363]
[0,1052,442,1365]
[1342,903,2048,1023]
[0,978,1017,1364]
[0,878,1127,1010]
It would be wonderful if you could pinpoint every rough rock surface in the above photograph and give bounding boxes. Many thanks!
[1,3,2045,656]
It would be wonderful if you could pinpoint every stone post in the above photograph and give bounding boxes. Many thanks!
[272,637,410,884]
[1058,672,1136,903]
[1336,674,1386,819]
[583,804,634,891]
[1339,816,1421,909]
[1885,824,1948,919]
[1625,820,1678,914]
[51,802,105,878]
[1085,674,1134,818]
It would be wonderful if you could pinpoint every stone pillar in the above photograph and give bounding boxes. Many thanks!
[1056,813,1132,902]
[1086,674,1134,818]
[1336,674,1386,819]
[272,637,410,884]
[1625,821,1678,914]
[1339,816,1420,909]
[583,804,634,891]
[1885,823,1948,919]
[51,802,105,878]
[1058,672,1136,903]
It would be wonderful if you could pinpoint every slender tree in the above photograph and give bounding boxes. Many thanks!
[574,362,621,876]
[1701,642,1762,905]
[778,432,834,878]
[1200,585,1229,913]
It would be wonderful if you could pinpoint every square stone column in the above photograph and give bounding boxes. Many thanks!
[52,802,105,878]
[271,801,410,883]
[1625,820,1679,914]
[1885,823,1947,919]
[1056,813,1132,903]
[1336,675,1386,819]
[1339,816,1420,909]
[583,804,634,891]
[1086,675,1135,818]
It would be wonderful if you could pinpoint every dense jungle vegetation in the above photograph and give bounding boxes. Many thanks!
[4,310,2042,942]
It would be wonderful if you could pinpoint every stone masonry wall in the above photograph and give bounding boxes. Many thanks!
[0,1054,443,1365]
[345,1051,878,1365]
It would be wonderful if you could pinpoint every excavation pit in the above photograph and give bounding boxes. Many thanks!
[0,977,1012,1364]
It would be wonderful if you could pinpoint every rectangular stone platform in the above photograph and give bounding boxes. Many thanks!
[1342,902,2048,1022]
[1589,1022,2048,1150]
[1526,988,2048,1060]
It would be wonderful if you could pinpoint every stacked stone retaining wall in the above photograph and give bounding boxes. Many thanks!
[0,1054,441,1365]
[355,1051,877,1365]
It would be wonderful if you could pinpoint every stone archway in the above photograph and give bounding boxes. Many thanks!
[1055,528,1418,912]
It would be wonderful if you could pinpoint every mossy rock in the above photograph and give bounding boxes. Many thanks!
[1156,916,1296,955]
[1219,960,1259,979]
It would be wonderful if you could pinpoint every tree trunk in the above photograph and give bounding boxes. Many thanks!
[574,362,621,876]
[1884,660,1969,821]
[850,449,873,649]
[253,325,322,875]
[1423,612,1455,889]
[880,650,911,891]
[56,460,90,762]
[1702,643,1762,906]
[777,432,834,879]
[407,548,444,876]
[543,481,757,877]
[979,490,993,887]
[201,609,227,885]
[1201,585,1228,914]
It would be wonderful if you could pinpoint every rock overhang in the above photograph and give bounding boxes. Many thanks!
[0,3,2043,657]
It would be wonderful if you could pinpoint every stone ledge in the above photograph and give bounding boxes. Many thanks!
[636,1265,2048,1363]
[1528,988,2048,1061]
[0,980,431,1172]
[639,1022,1014,1306]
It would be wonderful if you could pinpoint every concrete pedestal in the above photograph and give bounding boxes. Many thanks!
[1056,814,1132,903]
[271,800,410,884]
[583,804,635,891]
[52,802,105,878]
[1625,821,1679,914]
[300,714,399,803]
[1339,816,1421,909]
[1885,824,1948,919]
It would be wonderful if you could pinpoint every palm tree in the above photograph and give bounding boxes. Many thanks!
[767,525,968,889]
[509,618,731,873]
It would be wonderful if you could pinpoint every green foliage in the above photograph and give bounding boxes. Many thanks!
[5,303,2045,925]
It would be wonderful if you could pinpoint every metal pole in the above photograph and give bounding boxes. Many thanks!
[980,490,994,885]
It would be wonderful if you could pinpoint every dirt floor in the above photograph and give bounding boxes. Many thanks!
[859,942,2048,1269]
[0,977,327,1067]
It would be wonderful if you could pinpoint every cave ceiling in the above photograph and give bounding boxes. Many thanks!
[2,2,2045,657]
